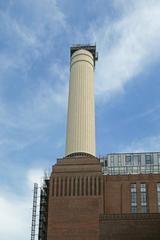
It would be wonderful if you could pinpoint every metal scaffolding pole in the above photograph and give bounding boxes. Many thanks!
[31,183,38,240]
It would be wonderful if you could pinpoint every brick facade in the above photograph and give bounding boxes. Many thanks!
[47,155,103,240]
[47,155,160,239]
[103,174,160,214]
[100,213,160,240]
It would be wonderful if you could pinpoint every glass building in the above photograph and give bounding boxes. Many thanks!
[100,152,160,175]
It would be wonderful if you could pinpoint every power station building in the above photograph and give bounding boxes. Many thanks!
[38,45,160,240]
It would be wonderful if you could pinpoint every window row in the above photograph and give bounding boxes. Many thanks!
[102,154,160,167]
[52,176,102,197]
[130,183,160,213]
[126,154,155,165]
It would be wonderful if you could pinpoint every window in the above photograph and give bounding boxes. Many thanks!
[140,183,148,213]
[157,183,160,212]
[126,155,132,165]
[141,205,147,213]
[105,160,108,167]
[131,183,137,213]
[131,206,137,213]
[133,155,141,165]
[110,156,114,166]
[145,155,153,164]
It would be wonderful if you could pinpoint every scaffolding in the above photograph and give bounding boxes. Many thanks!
[31,183,38,240]
[38,177,49,240]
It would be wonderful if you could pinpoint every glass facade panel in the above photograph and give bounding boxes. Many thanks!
[140,183,148,213]
[125,155,132,165]
[131,183,137,213]
[131,183,136,192]
[133,155,141,165]
[141,183,146,192]
[131,206,137,213]
[141,206,147,213]
[101,152,160,175]
[110,156,114,166]
[157,183,160,213]
[145,155,153,164]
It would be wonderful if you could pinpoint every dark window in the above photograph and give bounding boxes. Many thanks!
[105,160,108,166]
[145,155,153,164]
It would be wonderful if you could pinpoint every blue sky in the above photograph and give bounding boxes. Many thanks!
[0,0,160,239]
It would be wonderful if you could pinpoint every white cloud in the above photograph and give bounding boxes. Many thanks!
[0,168,44,240]
[0,196,30,240]
[0,54,17,77]
[92,0,160,98]
[0,0,68,133]
[16,81,67,130]
[0,86,67,156]
[27,168,45,189]
[0,0,67,76]
[50,63,69,83]
[0,0,69,160]
[123,135,160,152]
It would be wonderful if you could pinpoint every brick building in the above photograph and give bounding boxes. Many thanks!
[38,46,160,240]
